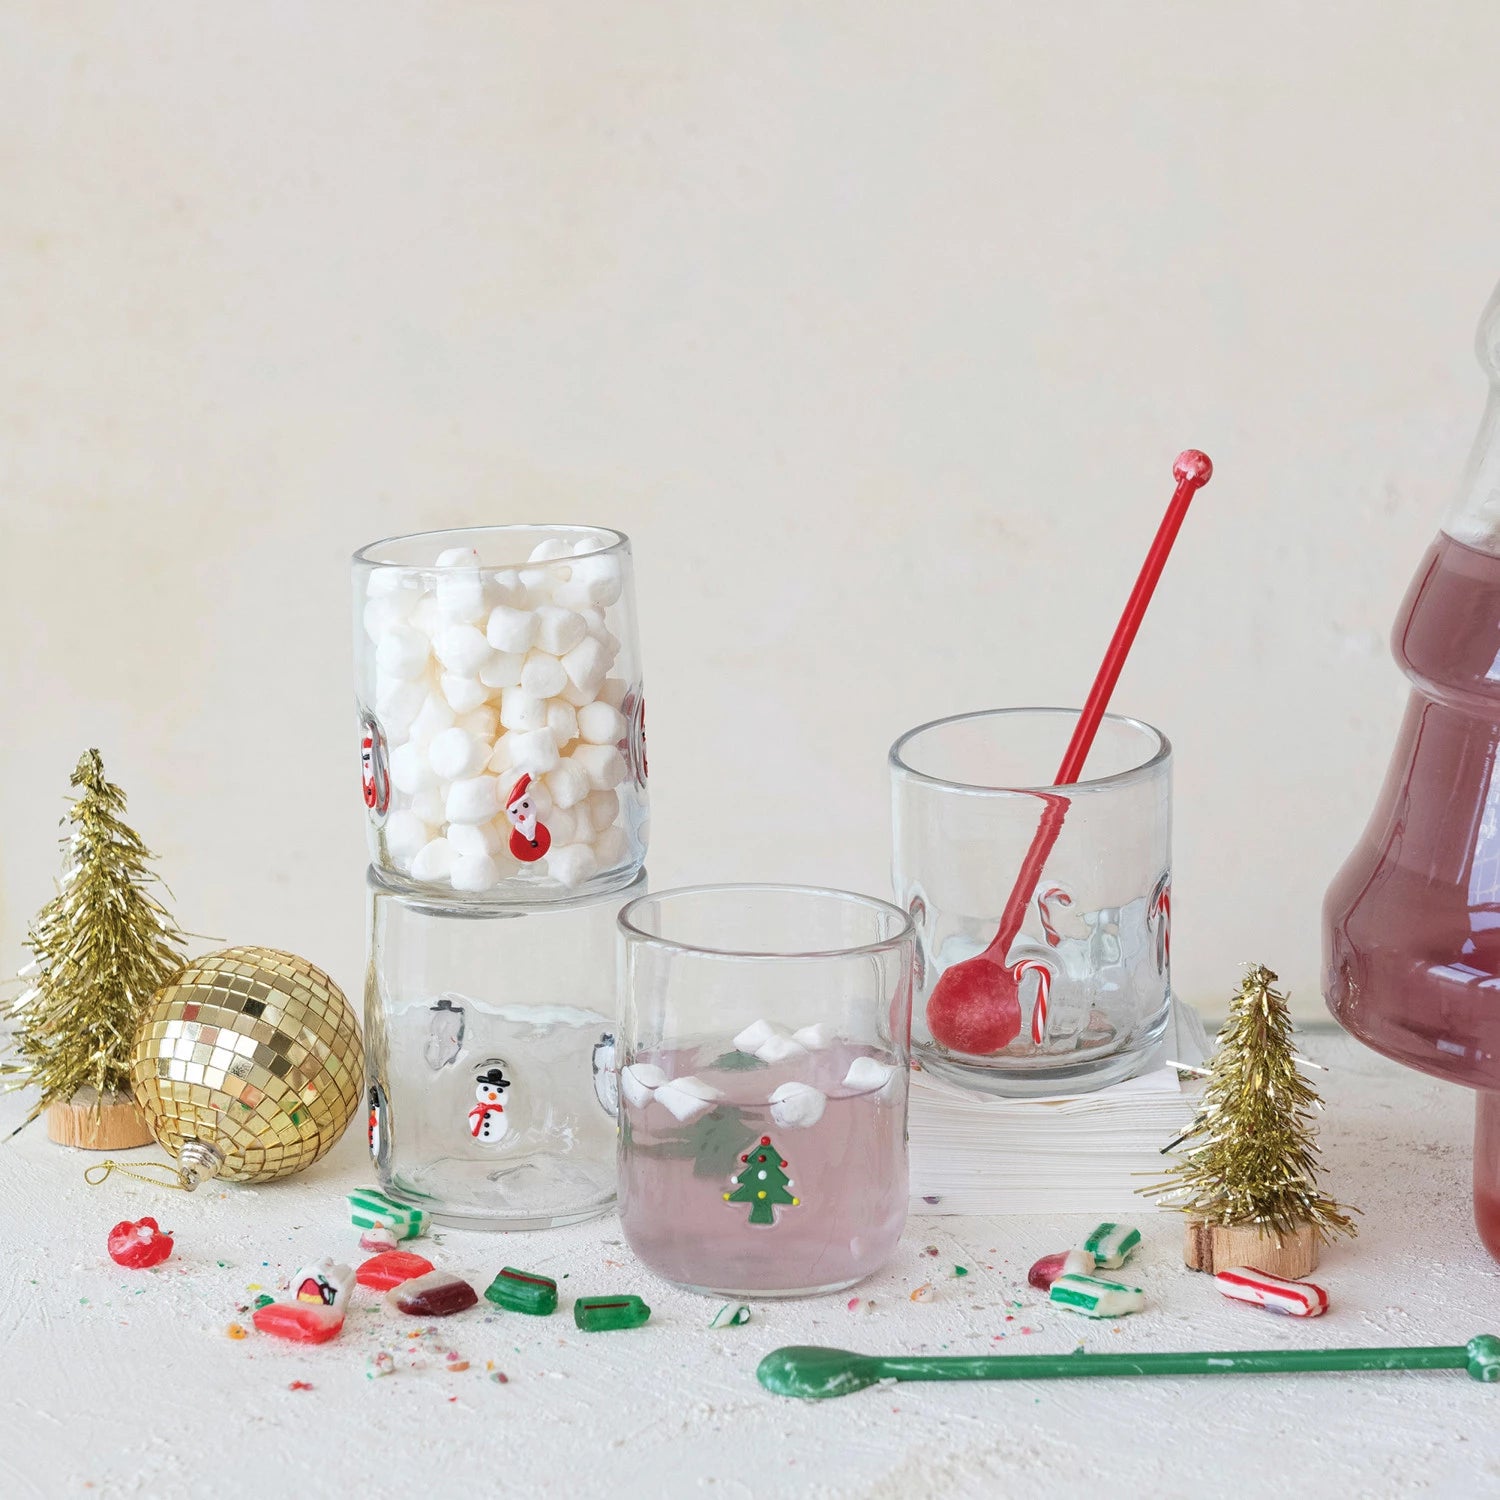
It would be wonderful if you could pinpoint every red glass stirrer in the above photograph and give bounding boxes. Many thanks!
[924,449,1214,1056]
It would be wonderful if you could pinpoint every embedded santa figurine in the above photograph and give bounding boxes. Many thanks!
[469,1063,511,1144]
[504,774,551,863]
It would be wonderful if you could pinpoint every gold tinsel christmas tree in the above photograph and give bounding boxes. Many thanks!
[2,751,187,1148]
[1147,963,1356,1276]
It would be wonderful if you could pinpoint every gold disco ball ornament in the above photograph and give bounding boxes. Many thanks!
[129,946,363,1187]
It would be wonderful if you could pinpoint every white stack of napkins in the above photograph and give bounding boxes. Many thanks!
[908,1000,1210,1215]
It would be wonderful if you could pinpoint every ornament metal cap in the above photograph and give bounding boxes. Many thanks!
[175,1139,225,1191]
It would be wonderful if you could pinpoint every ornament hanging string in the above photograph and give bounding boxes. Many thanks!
[84,1158,194,1192]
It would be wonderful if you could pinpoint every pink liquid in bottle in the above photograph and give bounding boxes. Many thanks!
[1325,280,1500,1261]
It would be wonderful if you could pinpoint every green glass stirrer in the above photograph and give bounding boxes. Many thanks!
[757,1336,1500,1400]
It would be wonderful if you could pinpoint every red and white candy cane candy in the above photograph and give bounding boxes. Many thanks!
[1214,1266,1329,1318]
[1012,958,1053,1046]
[1036,885,1073,948]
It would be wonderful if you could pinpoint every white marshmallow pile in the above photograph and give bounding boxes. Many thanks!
[363,537,637,890]
[620,1066,724,1124]
[731,1018,834,1063]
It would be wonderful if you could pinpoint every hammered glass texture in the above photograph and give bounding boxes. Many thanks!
[129,946,363,1183]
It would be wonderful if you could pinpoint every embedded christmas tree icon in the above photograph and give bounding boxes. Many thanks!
[724,1135,800,1226]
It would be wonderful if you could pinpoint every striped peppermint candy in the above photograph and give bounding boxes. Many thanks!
[1013,957,1054,1046]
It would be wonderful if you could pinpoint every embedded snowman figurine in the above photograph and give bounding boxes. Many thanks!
[504,774,552,863]
[469,1063,511,1144]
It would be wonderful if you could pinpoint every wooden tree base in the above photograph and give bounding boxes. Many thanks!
[45,1091,154,1151]
[1183,1218,1321,1279]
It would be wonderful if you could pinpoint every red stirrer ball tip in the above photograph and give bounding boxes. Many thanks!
[1173,450,1213,486]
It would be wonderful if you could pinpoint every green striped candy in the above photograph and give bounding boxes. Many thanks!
[347,1187,428,1241]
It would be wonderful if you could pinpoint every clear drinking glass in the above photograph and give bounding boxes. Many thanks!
[891,708,1172,1096]
[363,867,643,1229]
[616,884,914,1297]
[353,525,647,905]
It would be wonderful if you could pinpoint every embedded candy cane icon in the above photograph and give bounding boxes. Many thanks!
[1149,874,1172,973]
[1036,885,1073,948]
[1013,957,1054,1047]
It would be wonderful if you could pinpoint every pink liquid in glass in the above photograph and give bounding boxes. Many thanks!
[1325,532,1500,1091]
[617,1040,907,1296]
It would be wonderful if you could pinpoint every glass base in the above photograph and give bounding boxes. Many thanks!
[669,1274,867,1300]
[915,1006,1171,1098]
[380,1156,615,1233]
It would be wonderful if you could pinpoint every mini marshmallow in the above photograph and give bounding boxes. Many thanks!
[733,1020,782,1054]
[543,806,579,845]
[598,678,629,709]
[518,566,555,593]
[792,1022,834,1051]
[408,693,457,746]
[569,552,624,607]
[410,838,455,882]
[410,595,443,638]
[529,537,575,565]
[508,727,560,775]
[410,788,448,826]
[489,569,530,608]
[654,1075,723,1123]
[499,688,548,734]
[375,678,427,737]
[769,1081,827,1129]
[366,568,416,601]
[456,705,500,742]
[546,700,579,748]
[389,743,436,795]
[487,734,515,774]
[756,1032,809,1064]
[534,605,587,656]
[450,851,502,892]
[428,728,487,782]
[445,775,499,824]
[363,597,404,641]
[577,701,626,745]
[486,605,537,655]
[376,627,430,680]
[546,842,598,888]
[479,651,524,690]
[620,1063,667,1109]
[593,826,628,868]
[434,548,487,622]
[520,650,568,699]
[842,1056,897,1093]
[441,674,489,713]
[570,743,626,791]
[383,811,430,863]
[432,624,492,676]
[447,820,505,859]
[560,637,610,697]
[560,679,596,709]
[584,789,619,832]
[544,759,590,809]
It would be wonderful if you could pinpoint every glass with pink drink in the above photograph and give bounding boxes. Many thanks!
[1325,276,1500,1262]
[615,884,914,1296]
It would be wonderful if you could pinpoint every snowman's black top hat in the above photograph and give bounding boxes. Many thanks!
[476,1066,510,1088]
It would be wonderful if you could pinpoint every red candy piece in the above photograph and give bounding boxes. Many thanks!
[386,1270,479,1317]
[107,1217,174,1269]
[252,1301,346,1344]
[356,1250,436,1291]
[1027,1252,1069,1291]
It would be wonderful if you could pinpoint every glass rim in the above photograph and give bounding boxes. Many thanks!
[353,523,630,570]
[617,882,915,962]
[889,706,1171,795]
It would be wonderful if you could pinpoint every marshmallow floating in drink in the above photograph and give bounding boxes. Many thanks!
[358,531,642,891]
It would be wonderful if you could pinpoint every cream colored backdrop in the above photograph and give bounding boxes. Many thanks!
[4,3,1499,1018]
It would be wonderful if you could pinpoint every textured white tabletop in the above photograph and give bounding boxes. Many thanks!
[2,1030,1496,1500]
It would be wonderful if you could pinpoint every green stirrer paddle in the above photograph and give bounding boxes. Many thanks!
[757,1336,1500,1400]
